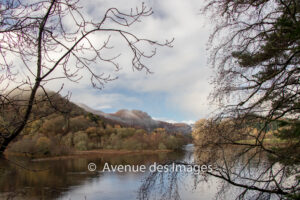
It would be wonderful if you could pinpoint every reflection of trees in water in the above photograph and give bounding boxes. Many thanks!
[0,152,184,199]
[139,145,291,200]
[0,157,94,199]
[139,115,299,199]
[139,167,181,200]
[197,141,299,199]
[197,145,278,199]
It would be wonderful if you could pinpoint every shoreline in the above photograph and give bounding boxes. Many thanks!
[5,149,174,162]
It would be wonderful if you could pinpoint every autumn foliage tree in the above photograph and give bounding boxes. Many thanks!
[199,0,300,199]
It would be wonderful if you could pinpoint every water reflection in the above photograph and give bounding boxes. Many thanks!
[1,152,203,200]
[0,145,270,200]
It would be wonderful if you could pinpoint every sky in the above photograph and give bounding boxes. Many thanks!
[47,0,215,123]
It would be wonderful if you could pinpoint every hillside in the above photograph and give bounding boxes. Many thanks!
[5,93,190,157]
[77,104,192,134]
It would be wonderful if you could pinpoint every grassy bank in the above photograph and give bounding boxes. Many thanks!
[5,148,174,161]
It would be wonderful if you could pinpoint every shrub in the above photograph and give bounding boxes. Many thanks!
[122,138,142,150]
[36,136,51,155]
[86,127,97,135]
[109,133,121,149]
[87,142,97,150]
[9,138,36,154]
[50,145,71,156]
[164,136,180,150]
[158,143,167,150]
[61,132,73,147]
[40,115,65,134]
[73,131,88,151]
[74,131,88,143]
[135,129,147,135]
[75,141,87,151]
[70,116,94,132]
[122,138,135,150]
[116,128,135,138]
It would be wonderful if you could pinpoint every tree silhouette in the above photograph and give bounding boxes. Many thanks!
[0,0,172,154]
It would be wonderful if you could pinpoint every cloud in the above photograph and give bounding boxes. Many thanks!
[93,0,214,119]
[70,91,141,112]
[66,0,214,120]
[3,0,214,121]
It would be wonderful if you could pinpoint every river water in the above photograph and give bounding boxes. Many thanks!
[0,145,257,200]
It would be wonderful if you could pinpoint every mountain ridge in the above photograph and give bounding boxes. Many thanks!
[76,103,192,134]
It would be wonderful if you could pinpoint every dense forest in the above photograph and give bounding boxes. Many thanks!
[2,92,189,157]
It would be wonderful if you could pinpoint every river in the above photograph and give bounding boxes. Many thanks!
[0,144,264,200]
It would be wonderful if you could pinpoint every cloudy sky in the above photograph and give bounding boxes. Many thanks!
[47,0,215,123]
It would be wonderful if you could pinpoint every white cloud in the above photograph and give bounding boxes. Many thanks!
[94,0,214,118]
[70,91,140,111]
[3,0,215,121]
[68,0,214,120]
[182,120,195,125]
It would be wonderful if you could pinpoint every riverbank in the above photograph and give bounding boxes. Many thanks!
[0,147,190,200]
[5,149,174,161]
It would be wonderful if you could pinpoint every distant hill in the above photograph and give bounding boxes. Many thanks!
[3,88,191,135]
[77,103,192,134]
[5,93,190,156]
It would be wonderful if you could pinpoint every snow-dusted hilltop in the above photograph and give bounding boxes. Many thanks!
[77,104,192,134]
